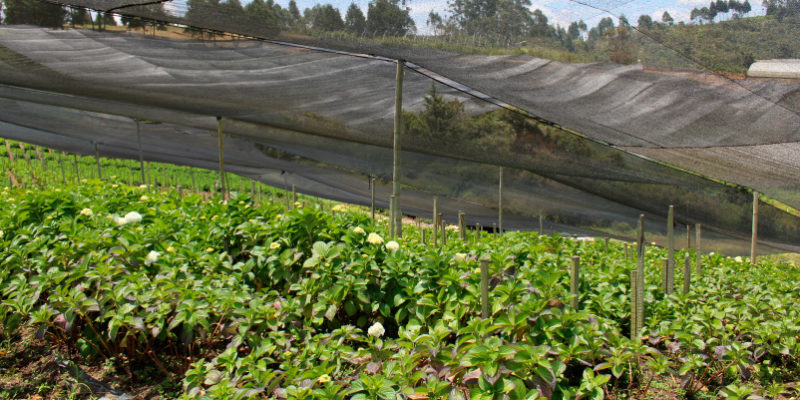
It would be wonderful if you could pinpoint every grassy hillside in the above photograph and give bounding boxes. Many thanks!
[635,15,800,74]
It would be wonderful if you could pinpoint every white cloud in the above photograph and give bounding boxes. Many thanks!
[676,0,710,6]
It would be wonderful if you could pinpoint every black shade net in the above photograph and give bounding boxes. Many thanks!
[0,0,799,254]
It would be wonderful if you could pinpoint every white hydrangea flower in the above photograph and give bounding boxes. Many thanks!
[124,211,142,224]
[453,253,467,261]
[269,242,280,250]
[446,225,459,231]
[353,226,366,235]
[145,251,159,266]
[367,233,384,245]
[734,256,743,263]
[367,322,385,338]
[0,230,3,239]
[385,240,399,252]
[140,195,149,201]
[79,208,93,217]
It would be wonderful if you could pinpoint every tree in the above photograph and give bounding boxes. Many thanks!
[245,0,284,36]
[618,14,629,27]
[70,8,91,27]
[308,4,343,32]
[3,0,67,27]
[637,14,654,30]
[288,0,301,22]
[366,0,414,36]
[95,12,117,28]
[344,3,366,34]
[426,11,444,35]
[404,85,465,141]
[605,26,637,64]
[567,21,581,38]
[763,0,800,18]
[661,10,674,24]
[529,8,550,37]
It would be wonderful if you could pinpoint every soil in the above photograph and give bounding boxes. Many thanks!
[0,326,181,400]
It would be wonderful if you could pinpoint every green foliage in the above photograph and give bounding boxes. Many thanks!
[2,0,67,27]
[306,3,344,32]
[0,171,799,399]
[366,0,415,36]
[344,3,366,35]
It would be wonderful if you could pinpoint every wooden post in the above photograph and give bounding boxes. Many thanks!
[217,116,227,199]
[458,211,466,241]
[392,60,405,239]
[539,211,543,235]
[686,225,691,249]
[389,195,396,237]
[696,223,702,275]
[370,177,376,220]
[604,237,609,252]
[480,258,490,318]
[73,153,80,181]
[634,214,645,338]
[476,223,482,240]
[292,184,297,205]
[58,151,66,185]
[751,192,759,265]
[570,256,580,309]
[94,141,102,180]
[492,223,497,236]
[683,253,691,295]
[190,168,196,192]
[630,269,639,340]
[624,243,629,261]
[662,258,669,294]
[432,197,439,246]
[251,180,255,198]
[441,217,447,246]
[136,120,146,184]
[667,205,674,294]
[498,166,503,234]
[177,185,183,197]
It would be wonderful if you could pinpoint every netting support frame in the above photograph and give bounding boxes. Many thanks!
[392,60,405,238]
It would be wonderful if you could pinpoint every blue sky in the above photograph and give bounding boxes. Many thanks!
[271,0,766,34]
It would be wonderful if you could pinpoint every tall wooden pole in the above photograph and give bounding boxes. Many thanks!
[570,256,580,309]
[633,214,645,339]
[58,151,66,185]
[136,120,146,185]
[667,205,674,294]
[217,116,227,198]
[751,192,759,265]
[696,223,702,275]
[539,211,543,235]
[370,177,376,220]
[94,141,102,180]
[392,60,405,238]
[480,259,490,318]
[498,166,503,234]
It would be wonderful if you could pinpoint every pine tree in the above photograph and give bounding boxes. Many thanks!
[344,3,366,34]
[661,10,674,24]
